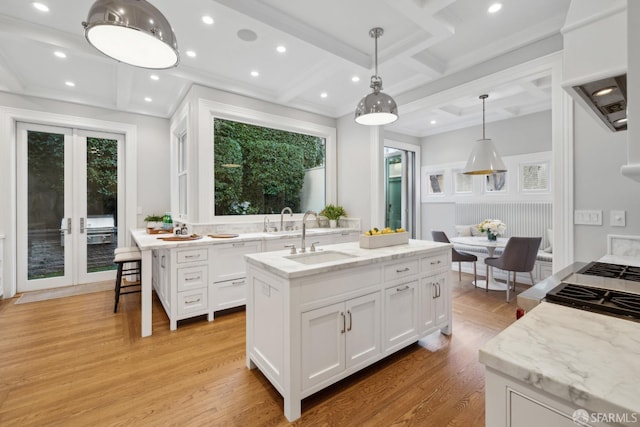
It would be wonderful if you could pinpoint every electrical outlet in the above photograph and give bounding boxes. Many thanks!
[610,210,626,227]
[574,210,603,225]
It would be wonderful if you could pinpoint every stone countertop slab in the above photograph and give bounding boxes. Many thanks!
[480,302,640,425]
[244,239,451,279]
[131,228,361,250]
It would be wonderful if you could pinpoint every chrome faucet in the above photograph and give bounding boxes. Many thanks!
[300,210,318,253]
[280,207,293,231]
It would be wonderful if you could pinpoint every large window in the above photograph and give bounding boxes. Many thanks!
[214,118,326,215]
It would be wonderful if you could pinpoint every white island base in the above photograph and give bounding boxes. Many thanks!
[244,240,452,421]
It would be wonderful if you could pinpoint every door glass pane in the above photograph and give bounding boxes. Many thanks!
[27,131,65,279]
[86,137,118,273]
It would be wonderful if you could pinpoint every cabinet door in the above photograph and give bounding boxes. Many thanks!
[211,278,246,311]
[264,237,299,252]
[331,230,359,244]
[383,280,418,352]
[158,249,170,308]
[418,277,436,335]
[509,392,576,427]
[433,273,448,326]
[301,302,346,391]
[345,292,381,370]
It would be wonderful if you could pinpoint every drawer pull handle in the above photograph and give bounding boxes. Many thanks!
[232,243,245,247]
[396,267,410,273]
[185,276,200,282]
[430,260,442,265]
[232,280,245,286]
[185,254,201,259]
[396,285,410,293]
[185,297,201,304]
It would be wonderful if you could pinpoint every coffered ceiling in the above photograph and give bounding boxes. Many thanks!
[0,0,571,136]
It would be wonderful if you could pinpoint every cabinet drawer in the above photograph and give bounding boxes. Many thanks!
[384,259,419,282]
[211,240,261,282]
[176,248,208,264]
[177,288,208,317]
[211,278,246,311]
[177,265,208,292]
[421,253,449,272]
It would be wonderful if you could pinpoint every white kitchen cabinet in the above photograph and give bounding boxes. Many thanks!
[329,230,360,244]
[209,240,261,317]
[419,272,449,334]
[152,246,210,330]
[245,241,452,421]
[383,280,418,353]
[484,368,609,427]
[301,292,381,390]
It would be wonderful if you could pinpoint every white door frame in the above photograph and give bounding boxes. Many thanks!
[1,107,137,298]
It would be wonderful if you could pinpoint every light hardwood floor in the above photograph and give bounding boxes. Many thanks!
[0,273,524,426]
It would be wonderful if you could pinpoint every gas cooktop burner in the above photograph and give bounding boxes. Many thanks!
[545,283,640,321]
[578,262,640,282]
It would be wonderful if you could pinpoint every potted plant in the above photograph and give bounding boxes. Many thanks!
[144,214,164,231]
[320,204,346,228]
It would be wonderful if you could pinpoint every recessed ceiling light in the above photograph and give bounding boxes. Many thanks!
[320,92,328,98]
[65,81,75,87]
[186,50,196,58]
[614,117,627,125]
[32,2,49,12]
[54,51,67,59]
[144,97,152,102]
[250,70,259,77]
[592,86,616,97]
[488,3,502,13]
[276,45,286,53]
[351,76,360,82]
[430,120,437,125]
[150,74,159,81]
[202,15,214,25]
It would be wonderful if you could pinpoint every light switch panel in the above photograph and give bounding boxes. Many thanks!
[574,210,603,225]
[610,210,626,227]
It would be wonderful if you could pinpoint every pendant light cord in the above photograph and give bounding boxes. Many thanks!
[374,31,379,78]
[480,94,488,139]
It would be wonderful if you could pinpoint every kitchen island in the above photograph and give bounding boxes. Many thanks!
[130,227,360,336]
[244,239,452,421]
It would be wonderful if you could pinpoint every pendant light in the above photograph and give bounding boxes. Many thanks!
[355,27,398,126]
[82,0,179,69]
[463,94,507,175]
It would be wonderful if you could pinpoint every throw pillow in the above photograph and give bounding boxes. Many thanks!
[544,228,553,253]
[455,225,472,237]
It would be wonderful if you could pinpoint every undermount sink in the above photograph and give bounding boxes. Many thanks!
[285,250,356,265]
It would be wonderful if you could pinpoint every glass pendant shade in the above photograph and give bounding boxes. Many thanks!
[463,94,507,175]
[463,138,507,175]
[82,0,179,69]
[354,28,398,126]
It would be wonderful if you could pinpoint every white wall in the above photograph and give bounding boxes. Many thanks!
[419,111,552,240]
[573,106,640,261]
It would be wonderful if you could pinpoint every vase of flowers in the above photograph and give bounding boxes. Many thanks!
[478,219,506,242]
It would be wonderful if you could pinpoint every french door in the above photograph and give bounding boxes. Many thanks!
[17,123,124,292]
[384,145,417,238]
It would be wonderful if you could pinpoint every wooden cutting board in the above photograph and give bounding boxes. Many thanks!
[158,235,203,241]
[208,233,239,238]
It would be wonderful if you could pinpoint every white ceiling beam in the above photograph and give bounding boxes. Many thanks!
[519,80,549,99]
[276,60,339,104]
[0,46,24,92]
[213,0,371,68]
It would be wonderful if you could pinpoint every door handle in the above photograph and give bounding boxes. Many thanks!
[80,217,85,234]
[61,218,72,234]
[340,312,346,334]
[347,310,352,331]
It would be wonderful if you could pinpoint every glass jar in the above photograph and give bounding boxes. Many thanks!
[162,212,173,230]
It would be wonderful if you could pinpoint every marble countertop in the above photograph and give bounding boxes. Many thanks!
[131,227,360,250]
[480,302,640,424]
[245,239,451,279]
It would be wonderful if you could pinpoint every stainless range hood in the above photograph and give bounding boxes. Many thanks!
[571,74,627,132]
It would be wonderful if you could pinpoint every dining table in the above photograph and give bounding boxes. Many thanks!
[450,236,509,291]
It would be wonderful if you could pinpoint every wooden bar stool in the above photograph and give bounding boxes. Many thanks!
[113,247,142,313]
